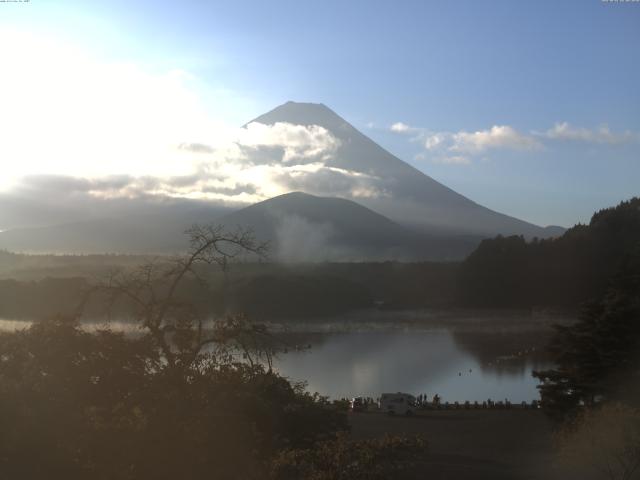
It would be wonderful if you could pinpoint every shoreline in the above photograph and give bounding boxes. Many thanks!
[0,307,575,334]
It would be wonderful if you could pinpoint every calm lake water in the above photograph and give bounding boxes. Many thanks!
[0,314,557,403]
[272,329,554,402]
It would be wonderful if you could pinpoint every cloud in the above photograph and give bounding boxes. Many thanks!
[236,122,341,163]
[178,143,215,154]
[0,174,239,231]
[18,175,140,199]
[15,175,154,197]
[183,121,391,202]
[542,122,636,145]
[390,122,413,133]
[398,120,637,166]
[395,120,638,166]
[424,133,447,150]
[1,118,385,226]
[449,125,541,153]
[272,163,388,199]
[389,122,426,135]
[391,121,540,165]
[32,122,343,203]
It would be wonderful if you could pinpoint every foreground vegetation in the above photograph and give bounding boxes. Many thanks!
[0,226,426,479]
[0,318,428,479]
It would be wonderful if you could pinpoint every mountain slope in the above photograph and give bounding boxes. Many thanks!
[221,192,480,261]
[250,101,563,238]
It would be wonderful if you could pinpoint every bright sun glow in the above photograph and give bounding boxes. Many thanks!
[0,28,237,191]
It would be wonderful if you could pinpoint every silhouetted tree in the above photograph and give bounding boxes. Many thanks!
[534,248,640,420]
[94,223,269,371]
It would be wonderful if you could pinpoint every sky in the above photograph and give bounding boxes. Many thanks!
[0,0,639,227]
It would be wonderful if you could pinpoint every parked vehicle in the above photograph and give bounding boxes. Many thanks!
[350,396,365,412]
[379,392,416,416]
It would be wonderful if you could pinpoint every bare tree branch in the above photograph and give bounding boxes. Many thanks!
[78,223,269,372]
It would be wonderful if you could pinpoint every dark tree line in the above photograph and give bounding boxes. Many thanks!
[0,264,459,321]
[458,197,640,308]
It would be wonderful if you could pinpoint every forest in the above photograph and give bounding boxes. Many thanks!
[2,198,638,320]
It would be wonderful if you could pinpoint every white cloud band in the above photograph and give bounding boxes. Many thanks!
[390,120,637,166]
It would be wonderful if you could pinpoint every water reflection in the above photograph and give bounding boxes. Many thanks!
[452,331,552,376]
[0,318,554,402]
[273,330,553,402]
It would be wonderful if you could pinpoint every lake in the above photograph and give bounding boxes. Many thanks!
[0,313,558,403]
[272,328,554,402]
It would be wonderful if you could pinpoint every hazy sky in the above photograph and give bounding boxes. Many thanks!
[1,0,638,227]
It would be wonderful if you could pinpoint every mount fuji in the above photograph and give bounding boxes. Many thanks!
[250,101,563,239]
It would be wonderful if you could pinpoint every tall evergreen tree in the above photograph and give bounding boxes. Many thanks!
[534,247,640,420]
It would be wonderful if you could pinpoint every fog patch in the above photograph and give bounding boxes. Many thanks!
[275,215,341,262]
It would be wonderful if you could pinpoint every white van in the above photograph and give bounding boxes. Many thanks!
[379,392,416,416]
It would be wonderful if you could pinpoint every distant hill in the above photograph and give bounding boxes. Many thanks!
[221,192,480,261]
[0,203,230,254]
[251,101,565,238]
